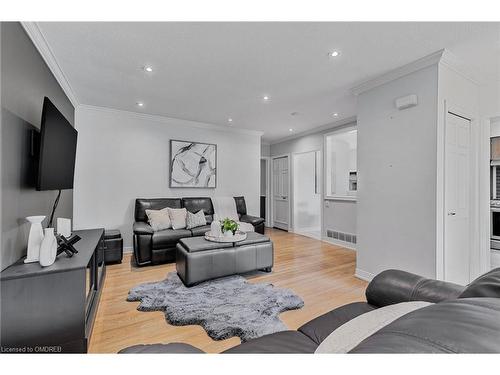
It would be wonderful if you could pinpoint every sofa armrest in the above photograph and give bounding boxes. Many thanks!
[365,269,465,308]
[133,221,154,235]
[118,343,205,354]
[240,214,265,226]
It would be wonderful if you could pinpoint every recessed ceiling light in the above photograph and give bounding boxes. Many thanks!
[263,95,270,101]
[143,66,153,73]
[289,128,293,132]
[332,113,339,117]
[329,51,340,57]
[136,102,144,107]
[228,118,233,123]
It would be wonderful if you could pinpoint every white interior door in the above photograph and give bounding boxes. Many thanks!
[444,112,471,284]
[273,156,289,230]
[293,151,321,239]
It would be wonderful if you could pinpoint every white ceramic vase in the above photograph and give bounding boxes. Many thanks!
[25,215,46,264]
[39,228,57,267]
[223,230,234,238]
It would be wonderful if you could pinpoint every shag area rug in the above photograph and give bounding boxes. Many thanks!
[127,272,304,342]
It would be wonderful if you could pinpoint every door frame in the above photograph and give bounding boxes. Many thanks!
[260,156,272,228]
[437,100,481,282]
[291,149,322,239]
[271,153,291,230]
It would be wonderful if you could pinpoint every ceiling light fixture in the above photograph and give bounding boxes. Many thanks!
[136,102,144,107]
[228,118,233,123]
[143,66,153,73]
[332,113,339,117]
[329,51,340,58]
[263,95,270,101]
[289,128,293,132]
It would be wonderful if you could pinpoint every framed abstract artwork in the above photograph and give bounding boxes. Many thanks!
[169,140,217,188]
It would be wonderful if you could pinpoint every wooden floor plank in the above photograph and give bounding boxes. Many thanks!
[88,228,367,353]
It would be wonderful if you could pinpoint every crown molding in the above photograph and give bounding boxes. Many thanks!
[351,49,447,96]
[77,104,265,137]
[439,49,480,85]
[269,116,357,145]
[21,22,79,107]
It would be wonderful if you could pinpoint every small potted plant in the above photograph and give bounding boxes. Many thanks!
[220,218,239,237]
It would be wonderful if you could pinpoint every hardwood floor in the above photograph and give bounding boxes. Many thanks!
[88,228,367,353]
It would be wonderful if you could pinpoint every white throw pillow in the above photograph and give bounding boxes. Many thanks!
[168,207,188,230]
[145,208,171,231]
[186,210,207,229]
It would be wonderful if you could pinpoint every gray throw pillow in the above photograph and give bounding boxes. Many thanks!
[186,210,207,229]
[145,208,171,231]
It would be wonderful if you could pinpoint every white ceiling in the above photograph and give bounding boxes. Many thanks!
[36,22,500,142]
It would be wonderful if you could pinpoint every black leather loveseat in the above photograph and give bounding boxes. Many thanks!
[133,196,265,266]
[120,268,500,353]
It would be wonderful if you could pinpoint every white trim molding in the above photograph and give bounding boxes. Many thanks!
[351,49,480,96]
[21,22,80,107]
[355,268,376,282]
[322,236,357,251]
[76,104,265,136]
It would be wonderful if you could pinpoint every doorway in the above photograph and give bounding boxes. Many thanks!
[444,111,472,284]
[293,151,321,239]
[272,155,290,230]
[260,157,271,227]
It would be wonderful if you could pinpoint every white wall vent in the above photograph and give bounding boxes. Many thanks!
[326,229,357,244]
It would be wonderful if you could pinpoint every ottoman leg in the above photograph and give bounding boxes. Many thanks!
[263,267,272,273]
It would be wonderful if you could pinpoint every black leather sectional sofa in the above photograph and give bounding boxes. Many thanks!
[133,196,265,266]
[120,267,500,353]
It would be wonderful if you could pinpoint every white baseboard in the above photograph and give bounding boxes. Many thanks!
[322,236,357,251]
[355,268,375,282]
[123,246,133,254]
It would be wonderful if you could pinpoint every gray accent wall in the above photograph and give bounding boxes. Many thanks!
[1,22,75,271]
[270,121,357,240]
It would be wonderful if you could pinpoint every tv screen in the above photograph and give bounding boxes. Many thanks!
[37,97,77,191]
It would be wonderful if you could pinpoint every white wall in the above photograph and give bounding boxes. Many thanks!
[73,106,262,249]
[270,121,357,239]
[356,65,439,279]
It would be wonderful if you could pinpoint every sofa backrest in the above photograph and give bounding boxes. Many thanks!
[182,197,214,223]
[234,196,247,217]
[135,198,182,222]
[459,267,500,298]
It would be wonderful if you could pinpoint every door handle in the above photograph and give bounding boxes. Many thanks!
[448,211,456,216]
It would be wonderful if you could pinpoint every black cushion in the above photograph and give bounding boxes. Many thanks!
[234,196,247,215]
[459,268,500,298]
[223,331,317,353]
[118,343,204,354]
[135,198,182,222]
[152,229,192,249]
[240,214,265,226]
[189,224,212,237]
[350,298,500,353]
[298,302,376,345]
[182,197,214,223]
[365,269,464,307]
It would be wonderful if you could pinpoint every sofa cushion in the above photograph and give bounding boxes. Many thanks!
[168,208,188,230]
[223,331,317,354]
[186,210,207,229]
[240,214,265,226]
[182,197,214,223]
[145,208,172,231]
[135,198,182,222]
[459,268,500,298]
[152,229,192,249]
[298,302,376,345]
[349,298,500,353]
[189,224,212,237]
[234,196,247,215]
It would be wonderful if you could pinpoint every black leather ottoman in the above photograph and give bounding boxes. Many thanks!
[176,232,274,286]
[104,229,123,264]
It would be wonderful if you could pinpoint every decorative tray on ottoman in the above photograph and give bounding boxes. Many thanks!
[204,231,247,243]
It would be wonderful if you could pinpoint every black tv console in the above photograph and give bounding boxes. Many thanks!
[1,228,105,353]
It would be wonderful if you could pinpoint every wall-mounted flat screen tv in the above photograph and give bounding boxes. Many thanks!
[36,97,77,191]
